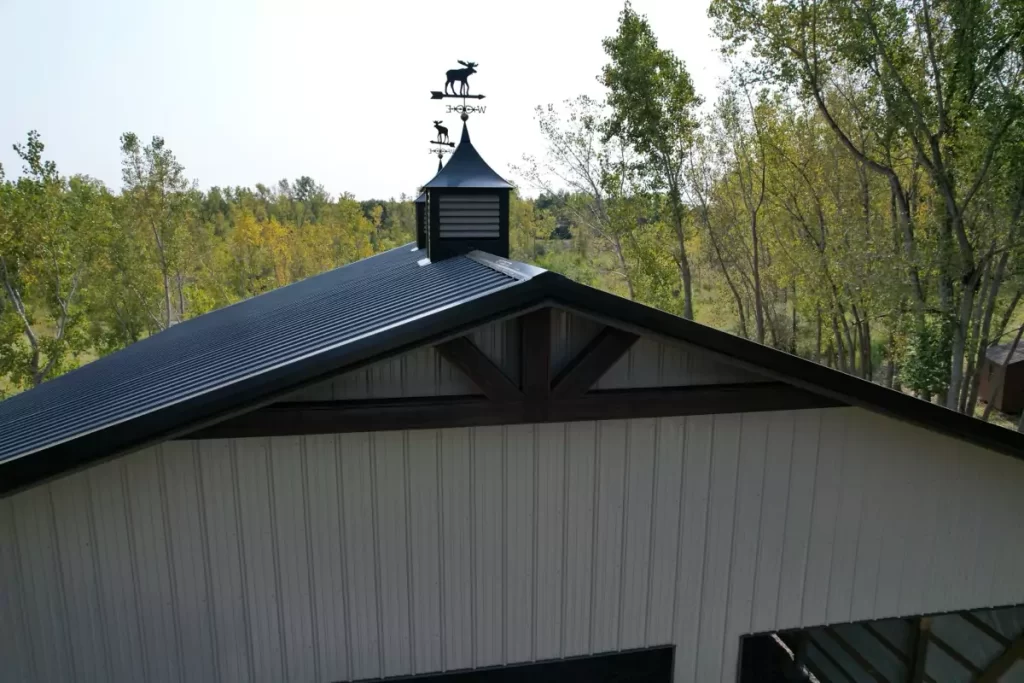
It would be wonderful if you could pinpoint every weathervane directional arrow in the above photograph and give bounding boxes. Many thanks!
[429,60,488,119]
[431,92,486,100]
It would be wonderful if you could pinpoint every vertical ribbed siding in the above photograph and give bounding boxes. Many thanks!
[472,427,504,666]
[593,333,769,389]
[4,408,1024,683]
[533,423,566,661]
[0,497,32,682]
[439,428,473,671]
[282,311,766,404]
[281,318,520,402]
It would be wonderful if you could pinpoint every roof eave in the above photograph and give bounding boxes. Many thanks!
[540,273,1024,460]
[0,275,551,497]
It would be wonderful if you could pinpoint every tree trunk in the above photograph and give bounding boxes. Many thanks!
[966,255,1005,415]
[709,230,748,337]
[831,314,847,373]
[751,216,765,344]
[861,316,872,380]
[790,282,798,355]
[886,331,898,390]
[667,183,694,319]
[814,306,823,363]
[176,269,186,321]
[1,259,44,386]
[612,236,635,300]
[851,304,871,380]
[946,269,981,410]
[836,305,857,376]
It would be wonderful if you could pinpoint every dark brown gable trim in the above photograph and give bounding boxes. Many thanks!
[519,307,552,401]
[551,326,639,398]
[436,336,524,402]
[182,382,841,440]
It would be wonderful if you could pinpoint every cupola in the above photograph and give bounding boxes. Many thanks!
[422,123,512,260]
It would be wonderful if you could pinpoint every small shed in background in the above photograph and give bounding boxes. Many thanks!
[980,342,1024,414]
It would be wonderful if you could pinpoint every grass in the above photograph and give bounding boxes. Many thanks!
[973,402,1019,431]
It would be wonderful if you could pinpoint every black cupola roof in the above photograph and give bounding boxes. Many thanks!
[423,124,512,190]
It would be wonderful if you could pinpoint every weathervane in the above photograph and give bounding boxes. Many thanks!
[429,120,454,170]
[430,60,487,120]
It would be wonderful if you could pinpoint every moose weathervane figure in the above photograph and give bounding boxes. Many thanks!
[445,60,477,96]
[432,120,451,145]
[430,60,487,120]
[429,120,454,171]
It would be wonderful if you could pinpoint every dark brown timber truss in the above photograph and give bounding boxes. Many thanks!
[186,308,841,440]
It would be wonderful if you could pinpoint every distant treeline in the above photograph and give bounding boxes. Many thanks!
[0,131,416,393]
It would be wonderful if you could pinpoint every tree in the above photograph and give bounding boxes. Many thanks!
[515,96,647,300]
[0,132,107,388]
[119,133,196,329]
[710,0,1024,408]
[601,2,703,318]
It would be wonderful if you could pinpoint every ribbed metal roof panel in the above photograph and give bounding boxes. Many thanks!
[0,244,521,463]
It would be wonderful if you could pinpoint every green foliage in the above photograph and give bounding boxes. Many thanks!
[600,2,703,318]
[710,0,1024,407]
[0,132,104,388]
[601,2,701,166]
[0,132,406,394]
[899,317,953,398]
[510,0,1024,420]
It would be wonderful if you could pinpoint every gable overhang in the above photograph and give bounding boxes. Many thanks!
[0,272,548,497]
[4,267,1024,497]
[539,275,1024,460]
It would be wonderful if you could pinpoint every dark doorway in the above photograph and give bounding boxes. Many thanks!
[739,634,811,682]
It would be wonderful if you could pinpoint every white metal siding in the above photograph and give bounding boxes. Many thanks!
[4,408,1024,683]
[281,319,519,401]
[593,334,768,389]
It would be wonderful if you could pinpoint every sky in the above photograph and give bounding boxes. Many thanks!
[0,0,728,200]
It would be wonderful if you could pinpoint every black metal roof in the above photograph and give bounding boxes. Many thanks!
[0,245,532,476]
[422,123,512,189]
[2,244,1023,495]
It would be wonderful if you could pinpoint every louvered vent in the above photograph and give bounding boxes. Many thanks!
[439,194,500,239]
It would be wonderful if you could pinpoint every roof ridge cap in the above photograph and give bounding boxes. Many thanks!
[466,251,547,281]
